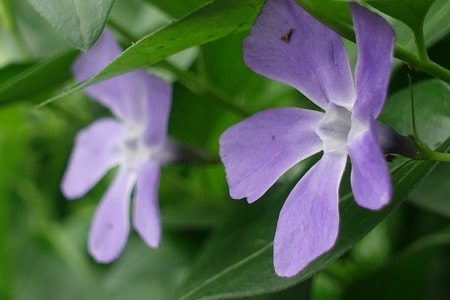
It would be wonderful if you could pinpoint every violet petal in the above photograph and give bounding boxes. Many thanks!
[243,0,355,110]
[219,108,323,202]
[141,73,172,149]
[61,118,123,199]
[274,152,347,277]
[72,30,149,123]
[88,168,135,263]
[348,128,392,210]
[133,160,161,248]
[351,3,395,120]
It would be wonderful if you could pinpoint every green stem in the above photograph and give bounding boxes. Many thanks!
[408,74,419,140]
[420,60,450,84]
[413,23,429,63]
[428,151,450,162]
[394,44,450,84]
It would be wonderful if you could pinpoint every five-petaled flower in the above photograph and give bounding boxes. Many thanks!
[61,30,175,263]
[220,0,399,277]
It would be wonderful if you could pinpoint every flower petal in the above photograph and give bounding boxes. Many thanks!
[133,160,161,248]
[141,73,172,148]
[274,152,347,277]
[61,118,123,199]
[351,3,395,120]
[72,30,149,123]
[220,108,323,203]
[243,0,355,109]
[348,128,392,210]
[88,168,135,263]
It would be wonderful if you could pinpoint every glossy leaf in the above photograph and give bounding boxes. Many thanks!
[365,0,435,33]
[296,0,353,40]
[143,0,210,18]
[380,79,450,146]
[89,0,263,82]
[41,0,447,106]
[174,138,450,299]
[409,163,450,219]
[35,0,266,106]
[27,0,114,50]
[0,50,78,104]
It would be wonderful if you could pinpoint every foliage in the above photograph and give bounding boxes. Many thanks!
[0,0,448,299]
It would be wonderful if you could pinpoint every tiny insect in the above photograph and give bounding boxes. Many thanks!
[281,28,294,43]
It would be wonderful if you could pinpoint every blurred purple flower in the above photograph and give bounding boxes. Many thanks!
[220,0,397,276]
[61,30,174,263]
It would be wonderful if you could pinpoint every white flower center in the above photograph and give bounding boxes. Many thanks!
[119,124,152,170]
[316,103,352,154]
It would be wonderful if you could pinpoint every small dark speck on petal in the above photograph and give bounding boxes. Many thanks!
[271,135,276,140]
[281,28,294,43]
[107,223,114,229]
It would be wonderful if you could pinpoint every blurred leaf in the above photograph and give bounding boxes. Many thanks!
[409,163,450,219]
[26,0,114,50]
[89,0,262,81]
[380,79,450,146]
[0,105,30,300]
[391,0,450,51]
[0,50,77,104]
[365,0,435,33]
[42,0,443,106]
[144,0,210,18]
[0,0,13,27]
[37,0,264,106]
[343,229,450,300]
[423,0,450,47]
[174,139,450,299]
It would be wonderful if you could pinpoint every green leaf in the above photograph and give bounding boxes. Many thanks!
[143,0,210,18]
[174,139,450,299]
[90,0,262,81]
[37,0,264,107]
[380,79,450,147]
[343,229,450,300]
[0,50,78,105]
[409,163,450,219]
[364,0,435,33]
[0,0,13,28]
[296,0,353,40]
[26,0,115,50]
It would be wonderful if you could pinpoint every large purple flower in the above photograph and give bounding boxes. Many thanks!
[61,30,173,263]
[220,0,396,277]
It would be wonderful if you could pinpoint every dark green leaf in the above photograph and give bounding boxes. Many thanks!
[380,79,450,146]
[296,0,353,40]
[37,0,264,106]
[343,229,450,300]
[174,139,450,299]
[90,0,263,81]
[0,50,78,105]
[409,163,450,219]
[365,0,435,33]
[26,0,114,50]
[143,0,210,18]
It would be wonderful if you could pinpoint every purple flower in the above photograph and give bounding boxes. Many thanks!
[61,30,173,263]
[219,0,396,277]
